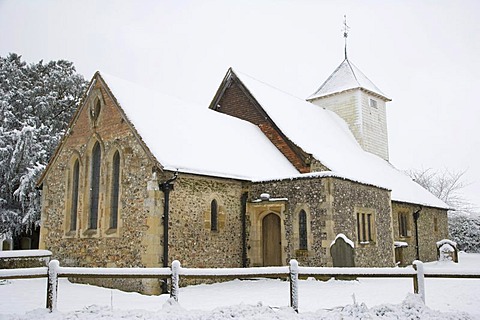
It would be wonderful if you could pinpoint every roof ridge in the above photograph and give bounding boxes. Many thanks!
[235,69,305,101]
[307,59,346,100]
[345,59,360,87]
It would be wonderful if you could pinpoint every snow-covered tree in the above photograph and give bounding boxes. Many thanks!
[0,53,87,237]
[406,168,480,252]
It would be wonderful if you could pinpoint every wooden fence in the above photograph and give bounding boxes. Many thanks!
[2,259,480,313]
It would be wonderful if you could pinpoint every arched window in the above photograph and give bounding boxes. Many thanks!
[91,98,101,123]
[89,142,101,229]
[110,151,120,229]
[70,159,80,231]
[299,210,308,250]
[211,199,218,231]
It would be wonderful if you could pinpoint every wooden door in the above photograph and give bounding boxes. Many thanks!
[262,213,282,266]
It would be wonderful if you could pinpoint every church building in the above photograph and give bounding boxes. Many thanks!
[37,58,450,294]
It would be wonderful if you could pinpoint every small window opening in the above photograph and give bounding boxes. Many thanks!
[91,99,101,122]
[110,151,120,229]
[357,212,374,243]
[89,142,101,229]
[211,199,218,231]
[70,159,80,231]
[299,210,308,250]
[399,212,409,237]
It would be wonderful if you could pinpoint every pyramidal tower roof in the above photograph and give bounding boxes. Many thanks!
[307,59,391,101]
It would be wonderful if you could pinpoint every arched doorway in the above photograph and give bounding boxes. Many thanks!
[262,213,282,266]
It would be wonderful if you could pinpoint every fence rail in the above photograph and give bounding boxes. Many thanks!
[1,259,480,313]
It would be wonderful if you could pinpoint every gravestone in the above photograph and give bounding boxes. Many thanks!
[437,239,458,263]
[330,235,355,267]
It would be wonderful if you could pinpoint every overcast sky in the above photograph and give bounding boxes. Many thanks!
[1,0,479,208]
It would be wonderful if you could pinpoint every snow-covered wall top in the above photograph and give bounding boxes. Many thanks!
[100,73,298,181]
[0,250,52,258]
[307,59,390,101]
[234,70,448,210]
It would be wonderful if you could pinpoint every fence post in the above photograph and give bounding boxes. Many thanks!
[170,260,180,302]
[413,260,425,303]
[289,259,299,313]
[46,259,59,312]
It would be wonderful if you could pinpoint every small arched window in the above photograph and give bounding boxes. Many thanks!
[70,159,80,231]
[299,210,308,250]
[89,142,101,229]
[110,151,120,229]
[91,99,101,123]
[211,199,218,231]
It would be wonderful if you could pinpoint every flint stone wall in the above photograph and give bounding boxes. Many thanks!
[250,176,394,267]
[392,202,449,264]
[39,82,160,293]
[166,173,245,269]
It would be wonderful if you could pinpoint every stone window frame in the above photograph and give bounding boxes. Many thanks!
[104,146,123,237]
[64,152,82,237]
[355,207,376,245]
[398,211,411,238]
[89,90,104,128]
[81,135,105,238]
[298,210,308,250]
[292,205,313,255]
[204,196,225,233]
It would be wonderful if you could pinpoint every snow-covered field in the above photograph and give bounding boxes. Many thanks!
[1,253,479,319]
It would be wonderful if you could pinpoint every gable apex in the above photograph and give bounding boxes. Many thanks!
[209,68,314,173]
[307,59,391,102]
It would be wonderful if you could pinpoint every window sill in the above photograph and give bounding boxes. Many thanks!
[358,241,376,246]
[82,229,99,237]
[64,230,77,238]
[295,249,309,258]
[105,228,119,237]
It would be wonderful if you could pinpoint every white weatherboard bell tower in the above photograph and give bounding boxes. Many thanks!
[307,17,391,161]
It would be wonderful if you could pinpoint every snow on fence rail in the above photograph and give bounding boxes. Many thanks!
[2,259,480,313]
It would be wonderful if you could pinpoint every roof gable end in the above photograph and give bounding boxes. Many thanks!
[210,68,313,173]
[37,72,163,188]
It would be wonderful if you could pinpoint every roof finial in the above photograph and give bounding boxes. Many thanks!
[343,15,350,60]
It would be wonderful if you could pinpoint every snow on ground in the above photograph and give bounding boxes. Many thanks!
[1,253,479,319]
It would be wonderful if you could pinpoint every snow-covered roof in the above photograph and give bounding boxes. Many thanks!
[308,59,391,101]
[233,70,448,209]
[99,73,299,181]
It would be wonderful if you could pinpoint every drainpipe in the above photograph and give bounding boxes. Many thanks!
[413,206,422,261]
[241,192,248,268]
[159,171,178,293]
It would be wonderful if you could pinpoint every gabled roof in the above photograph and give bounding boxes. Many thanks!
[308,59,391,101]
[38,72,299,185]
[209,68,313,173]
[97,73,299,180]
[233,70,448,209]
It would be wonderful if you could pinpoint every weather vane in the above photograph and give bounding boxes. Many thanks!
[343,15,350,60]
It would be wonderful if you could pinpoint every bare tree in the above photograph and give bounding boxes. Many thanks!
[405,168,476,214]
[406,167,480,252]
